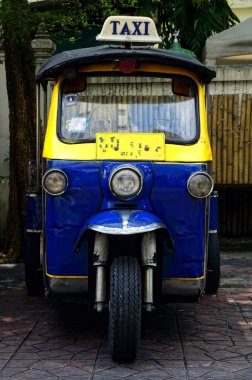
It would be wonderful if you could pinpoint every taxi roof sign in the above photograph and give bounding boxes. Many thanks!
[96,16,162,44]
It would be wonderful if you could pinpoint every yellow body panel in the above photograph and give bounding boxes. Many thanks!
[96,132,165,160]
[46,273,88,279]
[43,62,212,162]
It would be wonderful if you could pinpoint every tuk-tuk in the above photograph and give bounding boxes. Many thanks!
[26,16,220,362]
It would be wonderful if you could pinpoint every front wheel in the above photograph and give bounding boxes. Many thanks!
[108,256,141,362]
[205,233,220,294]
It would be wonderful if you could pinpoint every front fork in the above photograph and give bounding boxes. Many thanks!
[93,231,157,313]
[141,232,157,312]
[93,233,109,313]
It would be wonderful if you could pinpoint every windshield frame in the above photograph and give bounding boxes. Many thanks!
[57,72,200,145]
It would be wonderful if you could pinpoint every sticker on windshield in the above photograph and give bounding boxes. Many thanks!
[65,94,78,106]
[66,117,88,132]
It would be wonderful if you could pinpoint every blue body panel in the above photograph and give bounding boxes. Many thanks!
[45,160,102,276]
[151,163,207,279]
[44,160,207,279]
[100,161,153,210]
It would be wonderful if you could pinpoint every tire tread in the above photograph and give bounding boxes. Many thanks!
[109,256,141,362]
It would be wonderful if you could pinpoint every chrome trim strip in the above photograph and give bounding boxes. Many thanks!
[26,229,42,233]
[89,222,164,235]
[27,193,38,198]
[209,230,218,233]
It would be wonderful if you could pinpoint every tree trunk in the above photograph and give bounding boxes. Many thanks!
[2,0,36,261]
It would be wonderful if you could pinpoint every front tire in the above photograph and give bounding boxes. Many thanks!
[108,256,141,362]
[205,233,220,294]
[25,232,44,296]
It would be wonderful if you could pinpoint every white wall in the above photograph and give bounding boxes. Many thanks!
[228,0,252,21]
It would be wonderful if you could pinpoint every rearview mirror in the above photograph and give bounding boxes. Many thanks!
[63,76,86,94]
[172,78,192,97]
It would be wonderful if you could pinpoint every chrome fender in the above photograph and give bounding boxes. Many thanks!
[85,209,165,235]
[88,210,165,235]
[75,209,166,248]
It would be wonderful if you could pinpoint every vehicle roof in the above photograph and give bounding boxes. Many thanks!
[36,45,216,83]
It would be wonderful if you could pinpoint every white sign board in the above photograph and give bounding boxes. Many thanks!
[96,16,162,44]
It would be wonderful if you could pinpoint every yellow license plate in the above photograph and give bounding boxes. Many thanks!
[96,133,165,161]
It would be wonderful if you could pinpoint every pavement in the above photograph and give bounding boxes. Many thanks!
[0,252,252,379]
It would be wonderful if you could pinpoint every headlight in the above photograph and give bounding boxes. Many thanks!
[187,172,213,198]
[42,169,68,196]
[109,166,143,199]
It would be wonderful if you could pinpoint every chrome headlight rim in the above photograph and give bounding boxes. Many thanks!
[109,165,143,200]
[42,169,68,196]
[187,171,214,199]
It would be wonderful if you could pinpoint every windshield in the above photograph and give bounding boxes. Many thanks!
[59,75,198,143]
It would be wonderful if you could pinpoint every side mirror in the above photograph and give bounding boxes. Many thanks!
[172,78,192,97]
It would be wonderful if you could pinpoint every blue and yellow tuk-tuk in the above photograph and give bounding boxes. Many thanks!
[26,16,220,362]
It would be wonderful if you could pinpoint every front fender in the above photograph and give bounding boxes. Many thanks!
[76,210,166,248]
